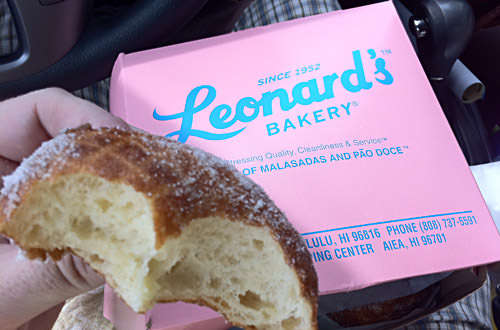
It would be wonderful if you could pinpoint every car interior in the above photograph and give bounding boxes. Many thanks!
[0,0,499,329]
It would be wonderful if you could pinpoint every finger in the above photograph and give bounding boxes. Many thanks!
[56,254,105,293]
[0,88,129,162]
[0,244,104,329]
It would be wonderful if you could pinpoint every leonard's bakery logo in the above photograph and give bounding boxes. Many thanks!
[153,49,393,143]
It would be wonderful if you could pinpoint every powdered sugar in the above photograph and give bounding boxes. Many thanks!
[124,130,305,259]
[1,132,77,217]
[0,127,315,292]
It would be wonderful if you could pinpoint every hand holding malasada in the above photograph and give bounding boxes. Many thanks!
[0,88,318,330]
[0,88,129,330]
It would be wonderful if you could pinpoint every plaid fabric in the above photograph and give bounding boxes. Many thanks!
[399,275,492,330]
[0,0,17,56]
[234,0,341,29]
[0,0,495,329]
[0,0,110,109]
[72,77,111,111]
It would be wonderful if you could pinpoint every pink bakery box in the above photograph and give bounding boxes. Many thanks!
[105,1,500,329]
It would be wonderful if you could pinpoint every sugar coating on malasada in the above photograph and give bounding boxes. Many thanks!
[0,125,318,330]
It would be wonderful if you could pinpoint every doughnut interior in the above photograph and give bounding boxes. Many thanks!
[0,126,318,330]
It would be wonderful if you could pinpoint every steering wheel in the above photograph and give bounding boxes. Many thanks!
[0,0,252,100]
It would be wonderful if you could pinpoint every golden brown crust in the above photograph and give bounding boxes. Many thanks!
[0,125,318,326]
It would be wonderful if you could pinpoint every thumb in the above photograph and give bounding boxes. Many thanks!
[0,243,104,329]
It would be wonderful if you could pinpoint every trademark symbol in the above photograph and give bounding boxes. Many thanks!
[403,146,409,149]
[381,49,392,55]
[352,101,359,106]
